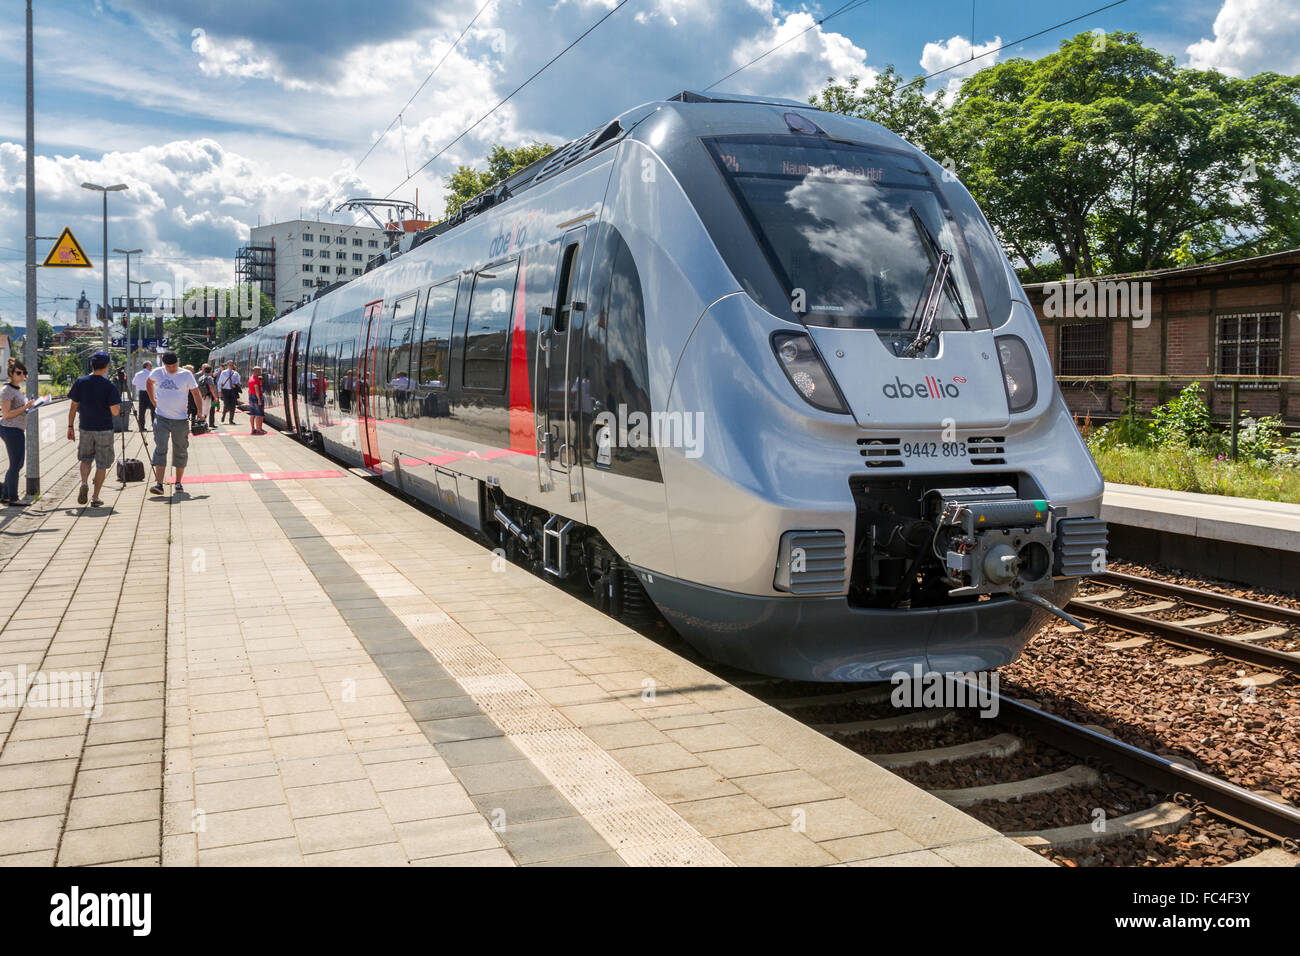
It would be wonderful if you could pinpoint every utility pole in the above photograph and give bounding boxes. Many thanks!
[24,0,38,497]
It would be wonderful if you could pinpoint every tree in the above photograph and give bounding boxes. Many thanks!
[444,142,555,216]
[809,66,949,156]
[812,31,1300,279]
[36,319,53,349]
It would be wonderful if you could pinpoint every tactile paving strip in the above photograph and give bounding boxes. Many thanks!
[406,617,733,866]
[237,444,733,865]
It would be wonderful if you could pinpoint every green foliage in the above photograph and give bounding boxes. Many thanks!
[1236,415,1290,464]
[1149,382,1215,450]
[36,319,53,349]
[444,142,555,216]
[1082,381,1300,502]
[809,66,948,156]
[812,30,1300,279]
[51,351,84,387]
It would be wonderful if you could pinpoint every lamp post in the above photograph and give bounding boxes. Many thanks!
[81,182,128,351]
[128,277,150,398]
[113,247,142,388]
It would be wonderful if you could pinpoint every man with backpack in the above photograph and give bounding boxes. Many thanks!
[197,364,220,428]
[217,360,241,424]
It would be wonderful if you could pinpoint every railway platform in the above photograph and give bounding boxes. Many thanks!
[0,414,1047,867]
[1101,483,1300,590]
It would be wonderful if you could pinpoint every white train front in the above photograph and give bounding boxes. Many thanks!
[214,90,1107,681]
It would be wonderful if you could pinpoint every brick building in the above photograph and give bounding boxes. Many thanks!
[1027,248,1300,423]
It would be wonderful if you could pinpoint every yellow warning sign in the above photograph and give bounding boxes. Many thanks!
[41,227,92,268]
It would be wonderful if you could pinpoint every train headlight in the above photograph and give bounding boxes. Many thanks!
[994,334,1037,413]
[771,331,849,414]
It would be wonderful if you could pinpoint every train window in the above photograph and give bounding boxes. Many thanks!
[703,135,989,332]
[587,230,658,480]
[337,339,355,415]
[418,278,458,390]
[463,261,518,392]
[386,293,418,397]
[554,243,579,333]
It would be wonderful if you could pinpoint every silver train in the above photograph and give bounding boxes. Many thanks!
[213,90,1107,681]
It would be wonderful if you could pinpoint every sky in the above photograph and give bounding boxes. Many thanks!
[1,0,1297,328]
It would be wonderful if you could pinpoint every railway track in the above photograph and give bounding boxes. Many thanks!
[740,677,1300,865]
[350,456,1300,863]
[1069,570,1300,677]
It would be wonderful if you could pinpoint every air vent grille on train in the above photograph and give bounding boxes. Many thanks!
[533,120,623,184]
[967,436,1008,465]
[857,437,902,468]
[774,530,847,595]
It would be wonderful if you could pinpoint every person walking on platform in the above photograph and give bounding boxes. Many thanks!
[248,365,266,435]
[132,360,155,432]
[67,351,122,508]
[197,364,220,428]
[217,360,241,425]
[1,358,37,508]
[147,351,203,497]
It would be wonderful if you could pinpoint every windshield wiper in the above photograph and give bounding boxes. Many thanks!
[905,246,952,357]
[905,207,969,356]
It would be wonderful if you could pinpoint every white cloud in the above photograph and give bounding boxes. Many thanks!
[1186,0,1300,76]
[920,34,1003,79]
[720,7,874,99]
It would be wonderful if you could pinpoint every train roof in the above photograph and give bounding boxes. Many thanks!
[215,90,901,353]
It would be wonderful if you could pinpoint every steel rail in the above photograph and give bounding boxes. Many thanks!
[1096,570,1300,626]
[980,687,1300,843]
[1066,600,1300,675]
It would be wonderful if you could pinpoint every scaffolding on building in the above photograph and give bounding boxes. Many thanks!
[235,241,276,312]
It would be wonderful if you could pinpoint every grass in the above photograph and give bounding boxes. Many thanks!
[1091,444,1300,504]
[38,382,68,398]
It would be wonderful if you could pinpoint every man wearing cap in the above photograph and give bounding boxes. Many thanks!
[146,351,204,496]
[67,351,122,507]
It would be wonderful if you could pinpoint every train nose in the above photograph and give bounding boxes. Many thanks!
[804,326,1010,430]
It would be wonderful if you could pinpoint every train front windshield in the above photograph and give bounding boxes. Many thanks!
[705,135,989,332]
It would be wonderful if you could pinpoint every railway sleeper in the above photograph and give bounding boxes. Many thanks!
[1008,801,1190,851]
[813,708,956,735]
[928,764,1100,808]
[774,686,894,710]
[871,732,1022,768]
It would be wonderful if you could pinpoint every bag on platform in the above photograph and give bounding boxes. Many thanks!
[117,457,145,482]
[190,419,208,436]
[116,421,146,483]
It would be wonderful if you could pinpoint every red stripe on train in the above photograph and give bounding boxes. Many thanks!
[507,253,536,455]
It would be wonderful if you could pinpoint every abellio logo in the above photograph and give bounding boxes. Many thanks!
[881,375,962,400]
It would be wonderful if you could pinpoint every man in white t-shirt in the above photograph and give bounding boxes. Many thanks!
[217,361,242,424]
[131,360,154,432]
[146,352,204,496]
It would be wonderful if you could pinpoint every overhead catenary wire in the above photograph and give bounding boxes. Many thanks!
[917,0,1129,84]
[702,0,1129,97]
[378,0,633,205]
[348,0,495,183]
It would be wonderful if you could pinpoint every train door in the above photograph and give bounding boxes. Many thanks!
[285,331,301,434]
[359,299,384,471]
[535,226,591,505]
[281,332,297,432]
